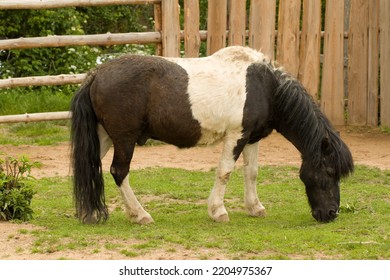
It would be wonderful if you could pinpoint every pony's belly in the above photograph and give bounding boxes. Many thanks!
[196,129,225,146]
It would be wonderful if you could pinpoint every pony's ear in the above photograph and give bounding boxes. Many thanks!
[321,136,332,156]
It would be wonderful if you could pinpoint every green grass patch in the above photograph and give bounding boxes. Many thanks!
[0,121,70,145]
[0,86,74,116]
[0,86,73,145]
[18,165,390,260]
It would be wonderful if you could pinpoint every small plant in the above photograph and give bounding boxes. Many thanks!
[0,155,40,221]
[339,201,358,214]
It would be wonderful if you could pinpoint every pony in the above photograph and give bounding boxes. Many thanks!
[70,46,353,224]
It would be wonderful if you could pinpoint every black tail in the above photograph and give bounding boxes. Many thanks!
[70,75,108,223]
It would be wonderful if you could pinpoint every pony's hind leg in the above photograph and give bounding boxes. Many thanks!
[243,142,266,217]
[111,140,154,225]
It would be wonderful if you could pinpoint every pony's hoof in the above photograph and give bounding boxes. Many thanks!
[208,206,230,222]
[247,205,266,217]
[213,213,230,222]
[135,214,154,225]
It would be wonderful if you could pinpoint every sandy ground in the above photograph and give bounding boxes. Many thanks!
[2,129,390,178]
[0,128,389,259]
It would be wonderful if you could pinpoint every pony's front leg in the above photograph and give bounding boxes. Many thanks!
[243,142,266,217]
[208,136,240,222]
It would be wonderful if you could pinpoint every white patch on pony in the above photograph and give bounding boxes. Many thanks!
[97,123,112,159]
[243,142,266,217]
[207,131,242,222]
[166,46,270,146]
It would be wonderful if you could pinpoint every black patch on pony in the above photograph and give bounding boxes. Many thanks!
[91,55,202,150]
[243,63,279,142]
[232,63,279,161]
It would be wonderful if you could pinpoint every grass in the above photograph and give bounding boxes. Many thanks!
[0,87,73,145]
[11,165,389,260]
[0,86,74,116]
[0,121,70,145]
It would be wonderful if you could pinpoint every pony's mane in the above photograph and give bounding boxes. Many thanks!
[272,70,354,177]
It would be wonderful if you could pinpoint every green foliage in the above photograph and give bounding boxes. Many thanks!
[0,155,40,221]
[79,5,153,34]
[0,6,155,79]
[0,9,97,78]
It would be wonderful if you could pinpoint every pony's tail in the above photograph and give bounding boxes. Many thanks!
[70,74,108,223]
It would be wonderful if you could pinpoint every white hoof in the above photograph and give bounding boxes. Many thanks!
[208,206,230,222]
[246,204,266,217]
[136,214,154,225]
[128,212,154,225]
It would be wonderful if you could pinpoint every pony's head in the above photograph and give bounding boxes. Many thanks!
[299,134,353,222]
[273,75,354,223]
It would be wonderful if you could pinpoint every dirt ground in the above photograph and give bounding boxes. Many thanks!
[0,128,389,259]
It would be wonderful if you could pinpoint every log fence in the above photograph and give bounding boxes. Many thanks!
[0,0,389,127]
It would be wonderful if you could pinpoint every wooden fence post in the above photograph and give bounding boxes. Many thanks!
[228,0,246,46]
[207,0,227,55]
[380,0,390,127]
[248,0,276,60]
[154,2,163,56]
[276,0,301,76]
[347,0,369,125]
[184,0,200,57]
[321,0,345,126]
[367,0,380,126]
[298,0,321,100]
[161,0,180,57]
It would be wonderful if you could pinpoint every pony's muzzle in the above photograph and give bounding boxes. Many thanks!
[312,208,339,223]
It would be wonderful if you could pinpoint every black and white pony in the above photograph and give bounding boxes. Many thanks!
[70,46,353,224]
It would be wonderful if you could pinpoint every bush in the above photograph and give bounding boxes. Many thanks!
[0,155,40,221]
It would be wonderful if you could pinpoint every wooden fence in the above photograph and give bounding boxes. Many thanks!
[0,0,389,127]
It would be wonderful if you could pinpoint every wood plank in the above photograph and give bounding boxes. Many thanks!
[380,0,390,126]
[228,0,246,46]
[248,0,276,59]
[184,0,200,57]
[348,0,369,125]
[321,0,345,125]
[276,0,301,76]
[161,0,180,57]
[298,0,321,100]
[0,112,72,124]
[0,0,160,9]
[0,74,86,88]
[154,2,163,56]
[0,32,161,50]
[207,0,227,55]
[367,0,380,126]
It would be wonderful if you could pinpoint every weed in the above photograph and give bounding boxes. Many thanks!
[339,202,358,213]
[0,155,40,221]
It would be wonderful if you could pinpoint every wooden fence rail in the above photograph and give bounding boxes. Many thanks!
[0,33,161,50]
[0,112,71,123]
[0,0,389,127]
[0,0,160,9]
[0,74,86,88]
